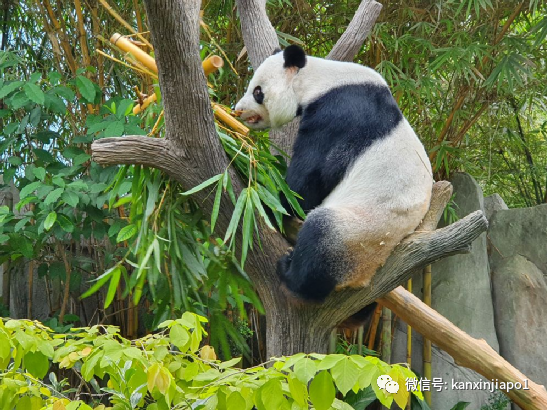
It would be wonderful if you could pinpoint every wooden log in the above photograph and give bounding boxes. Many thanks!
[379,287,547,410]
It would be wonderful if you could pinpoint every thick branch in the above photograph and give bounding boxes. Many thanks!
[92,137,183,175]
[380,288,547,410]
[326,0,383,62]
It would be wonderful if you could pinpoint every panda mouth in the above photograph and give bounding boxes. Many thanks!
[245,115,262,124]
[240,112,262,124]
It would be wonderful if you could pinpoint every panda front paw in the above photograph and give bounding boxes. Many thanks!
[276,247,294,281]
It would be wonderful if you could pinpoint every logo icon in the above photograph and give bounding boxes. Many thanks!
[377,375,400,394]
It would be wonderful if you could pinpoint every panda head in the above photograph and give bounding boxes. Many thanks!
[235,45,307,129]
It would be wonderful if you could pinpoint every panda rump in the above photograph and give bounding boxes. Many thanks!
[235,45,433,302]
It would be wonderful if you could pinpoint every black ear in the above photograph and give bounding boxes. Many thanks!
[272,48,282,55]
[283,45,306,69]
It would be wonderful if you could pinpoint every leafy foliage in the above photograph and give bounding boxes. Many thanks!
[0,313,424,409]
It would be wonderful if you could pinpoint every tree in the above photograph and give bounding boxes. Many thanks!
[90,0,477,356]
[91,1,547,408]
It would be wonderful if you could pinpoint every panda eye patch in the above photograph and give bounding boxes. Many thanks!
[253,86,264,104]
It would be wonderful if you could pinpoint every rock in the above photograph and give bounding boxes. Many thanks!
[488,204,547,274]
[392,173,499,409]
[484,194,508,221]
[491,255,547,391]
[431,173,499,350]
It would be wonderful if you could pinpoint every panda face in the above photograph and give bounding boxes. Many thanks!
[235,46,306,129]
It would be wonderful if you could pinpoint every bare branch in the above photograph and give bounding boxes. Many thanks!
[235,0,279,69]
[327,0,383,62]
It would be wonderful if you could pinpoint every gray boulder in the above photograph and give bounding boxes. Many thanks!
[491,254,547,391]
[484,193,508,221]
[488,204,547,274]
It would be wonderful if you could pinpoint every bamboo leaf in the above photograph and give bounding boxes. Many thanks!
[104,266,121,309]
[180,174,222,196]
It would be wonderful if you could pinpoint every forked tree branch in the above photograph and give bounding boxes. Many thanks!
[327,0,383,62]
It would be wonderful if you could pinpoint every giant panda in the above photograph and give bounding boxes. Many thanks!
[235,45,433,303]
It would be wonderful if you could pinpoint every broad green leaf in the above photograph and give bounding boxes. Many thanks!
[62,191,79,207]
[117,224,137,242]
[32,167,46,181]
[56,215,74,233]
[104,121,124,138]
[309,371,335,410]
[24,351,49,379]
[294,357,317,384]
[23,83,45,105]
[44,188,64,205]
[20,181,42,199]
[287,374,308,407]
[44,211,57,231]
[227,391,247,410]
[76,75,96,102]
[169,324,190,352]
[331,357,360,396]
[0,80,24,99]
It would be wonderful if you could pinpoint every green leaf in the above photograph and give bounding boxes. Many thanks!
[117,224,137,242]
[44,187,64,205]
[210,176,223,232]
[241,196,254,266]
[309,371,335,410]
[104,121,125,138]
[23,83,45,105]
[0,81,24,99]
[32,167,46,181]
[331,357,360,396]
[170,324,190,352]
[81,265,117,298]
[76,75,96,102]
[20,181,42,199]
[44,211,57,231]
[104,266,121,309]
[62,191,79,207]
[294,357,317,384]
[24,351,49,379]
[227,391,247,410]
[258,379,283,410]
[180,174,222,196]
[288,374,308,407]
[56,214,74,233]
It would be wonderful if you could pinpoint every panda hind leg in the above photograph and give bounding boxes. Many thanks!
[276,208,348,303]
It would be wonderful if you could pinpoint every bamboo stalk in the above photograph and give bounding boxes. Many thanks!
[58,243,72,325]
[406,278,412,410]
[99,0,153,49]
[381,307,392,363]
[40,0,78,74]
[380,287,547,410]
[367,303,382,350]
[423,264,432,405]
[212,103,250,136]
[110,33,245,134]
[111,33,158,73]
[74,0,91,68]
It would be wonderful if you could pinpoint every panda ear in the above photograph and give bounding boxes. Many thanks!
[272,48,282,55]
[283,45,306,69]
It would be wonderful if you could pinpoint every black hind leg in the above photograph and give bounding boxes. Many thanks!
[276,208,351,302]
